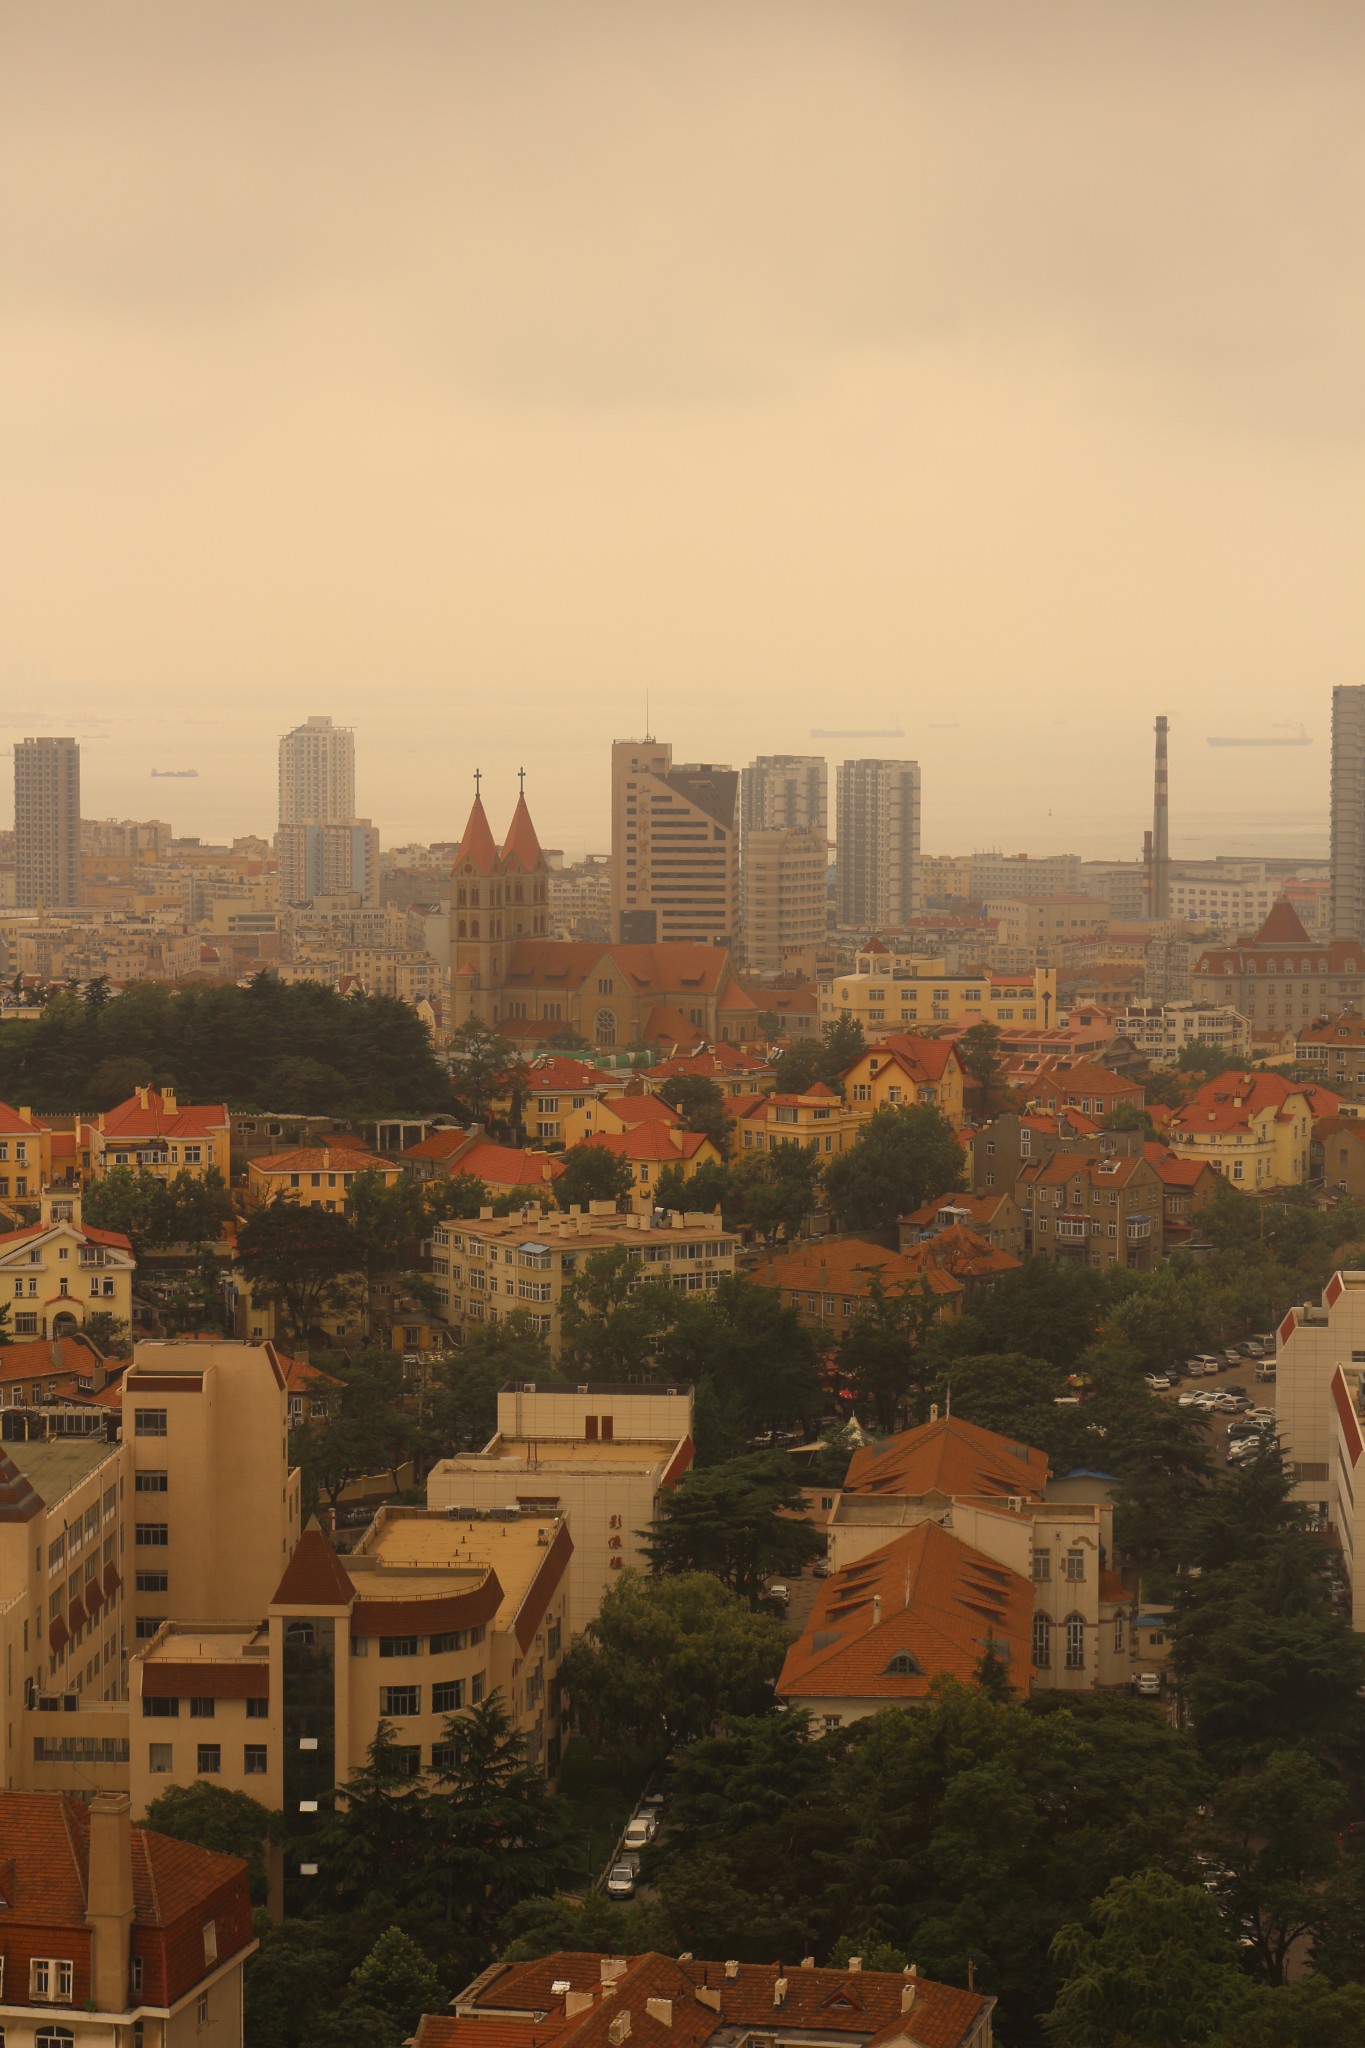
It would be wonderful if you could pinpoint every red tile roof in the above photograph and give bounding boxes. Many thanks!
[452,1140,565,1187]
[855,1035,962,1085]
[1142,1141,1214,1187]
[778,1521,1032,1703]
[597,1093,681,1126]
[503,941,735,998]
[844,1414,1048,1501]
[902,1191,1014,1229]
[456,792,500,876]
[524,1056,616,1091]
[271,1528,355,1608]
[0,1334,112,1387]
[93,1089,228,1141]
[580,1127,713,1165]
[0,1101,47,1135]
[501,792,545,873]
[749,1237,964,1303]
[459,1952,991,2048]
[250,1143,390,1174]
[1169,1070,1329,1135]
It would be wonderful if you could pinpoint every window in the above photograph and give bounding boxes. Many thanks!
[190,1696,215,1719]
[135,1571,168,1594]
[394,1746,422,1777]
[244,1745,268,1774]
[1065,1614,1085,1670]
[246,1696,269,1719]
[30,1960,74,2003]
[379,1635,418,1658]
[135,1525,169,1547]
[430,1629,468,1654]
[1032,1612,1052,1669]
[197,1744,221,1774]
[134,1471,168,1493]
[202,1921,217,1968]
[135,1616,164,1641]
[134,1408,167,1437]
[379,1686,420,1716]
[148,1742,173,1773]
[432,1679,464,1713]
[142,1696,179,1717]
[37,2030,76,2048]
[1114,1613,1126,1653]
[1065,1550,1085,1582]
[197,1995,209,2025]
[472,1671,485,1703]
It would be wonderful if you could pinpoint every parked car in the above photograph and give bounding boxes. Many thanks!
[1193,1354,1223,1372]
[1144,1374,1173,1391]
[1226,1382,1248,1396]
[1178,1391,1203,1408]
[623,1814,657,1851]
[812,1559,831,1578]
[1224,1349,1242,1366]
[767,1582,790,1607]
[1134,1671,1162,1696]
[1246,1406,1275,1425]
[607,1862,638,1899]
[1255,1364,1277,1383]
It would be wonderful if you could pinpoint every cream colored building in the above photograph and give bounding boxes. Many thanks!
[1166,1070,1317,1189]
[246,1141,399,1211]
[1273,1271,1361,1514]
[984,896,1108,961]
[842,1036,969,1130]
[428,1381,694,1630]
[1118,1000,1252,1068]
[0,1189,135,1341]
[610,738,739,947]
[427,1203,738,1355]
[80,1088,231,1186]
[129,1508,572,1884]
[741,827,827,974]
[123,1340,302,1653]
[820,961,1058,1035]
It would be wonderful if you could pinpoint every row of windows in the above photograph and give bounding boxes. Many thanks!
[377,1677,481,1715]
[148,1741,267,1775]
[143,1695,268,1718]
[347,1625,486,1657]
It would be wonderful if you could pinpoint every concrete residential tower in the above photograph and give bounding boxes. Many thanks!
[739,753,829,973]
[835,757,921,931]
[14,735,81,908]
[1331,685,1365,943]
[277,715,356,826]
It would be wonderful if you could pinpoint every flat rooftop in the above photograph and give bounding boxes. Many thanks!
[140,1623,267,1663]
[455,1435,679,1470]
[10,1433,118,1507]
[348,1507,563,1608]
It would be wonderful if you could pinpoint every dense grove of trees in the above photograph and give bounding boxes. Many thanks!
[0,975,451,1113]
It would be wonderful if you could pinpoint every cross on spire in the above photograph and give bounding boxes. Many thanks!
[518,766,526,795]
[473,767,482,796]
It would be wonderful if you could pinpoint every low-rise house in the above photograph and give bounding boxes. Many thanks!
[0,1100,53,1210]
[1298,1010,1365,1099]
[735,1080,864,1159]
[559,1090,684,1147]
[282,1354,342,1426]
[517,1054,617,1144]
[402,1132,564,1204]
[578,1123,724,1214]
[1142,1142,1219,1242]
[0,1332,120,1423]
[0,1187,135,1341]
[843,1035,968,1129]
[1166,1069,1329,1189]
[427,1203,737,1354]
[900,1190,1026,1260]
[428,1380,694,1630]
[643,1044,776,1097]
[0,1789,255,2044]
[430,1950,994,2048]
[748,1236,967,1337]
[1313,1116,1365,1202]
[247,1141,400,1211]
[80,1086,231,1184]
[1005,1056,1144,1121]
[778,1520,1032,1724]
[1017,1150,1164,1270]
[1120,999,1252,1069]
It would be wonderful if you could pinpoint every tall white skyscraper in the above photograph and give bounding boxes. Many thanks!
[14,736,81,908]
[739,756,829,973]
[277,715,356,827]
[739,755,828,836]
[836,758,921,932]
[1331,686,1365,943]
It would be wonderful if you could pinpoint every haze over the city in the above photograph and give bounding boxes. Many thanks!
[3,0,1361,857]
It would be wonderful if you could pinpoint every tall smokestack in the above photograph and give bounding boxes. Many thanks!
[1152,716,1170,919]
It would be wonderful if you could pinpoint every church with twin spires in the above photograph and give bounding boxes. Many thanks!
[448,776,757,1049]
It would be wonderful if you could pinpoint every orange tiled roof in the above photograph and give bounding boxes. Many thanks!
[502,941,735,998]
[778,1520,1032,1703]
[844,1413,1048,1501]
[501,792,545,872]
[1142,1141,1214,1187]
[0,1335,111,1389]
[646,1046,770,1080]
[581,1126,712,1165]
[452,1141,565,1188]
[92,1089,227,1141]
[1169,1070,1329,1135]
[459,1952,992,2048]
[0,1101,47,1135]
[855,1035,961,1084]
[904,1223,1020,1281]
[749,1236,962,1301]
[597,1094,681,1127]
[901,1191,1012,1228]
[1015,1150,1151,1192]
[524,1056,616,1091]
[0,1219,133,1255]
[455,792,500,875]
[250,1144,390,1174]
[1299,1011,1365,1047]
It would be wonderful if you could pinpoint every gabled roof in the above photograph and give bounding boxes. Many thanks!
[1255,898,1313,945]
[0,1218,134,1257]
[749,1237,964,1302]
[778,1520,1032,1703]
[500,792,545,873]
[581,1126,714,1165]
[93,1089,228,1141]
[1142,1141,1215,1187]
[250,1144,390,1174]
[0,1444,44,1523]
[853,1035,962,1085]
[1169,1069,1329,1134]
[901,1191,1013,1228]
[0,1334,110,1387]
[454,1140,564,1188]
[524,1056,616,1092]
[0,1101,47,1135]
[645,1046,770,1081]
[1015,1149,1153,1191]
[271,1528,355,1608]
[502,941,735,999]
[844,1413,1048,1502]
[597,1093,681,1127]
[905,1223,1020,1281]
[457,792,500,875]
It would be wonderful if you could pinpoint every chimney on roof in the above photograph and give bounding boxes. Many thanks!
[136,1086,148,1109]
[566,1992,596,2018]
[86,1790,135,2014]
[19,1105,30,1123]
[695,1988,722,2012]
[608,2014,632,2045]
[773,1979,789,2007]
[847,1957,862,1974]
[602,1959,629,1986]
[645,2000,674,2028]
[901,1986,917,2015]
[801,1957,815,1970]
[872,1594,881,1627]
[163,1087,177,1112]
[724,1961,740,1980]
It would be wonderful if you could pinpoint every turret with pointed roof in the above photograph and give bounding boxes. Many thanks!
[450,777,549,1023]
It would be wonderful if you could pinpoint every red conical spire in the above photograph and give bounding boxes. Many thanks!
[457,772,499,875]
[501,779,545,873]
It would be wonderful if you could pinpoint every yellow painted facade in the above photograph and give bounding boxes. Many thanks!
[0,1189,135,1341]
[820,962,1058,1035]
[842,1040,969,1130]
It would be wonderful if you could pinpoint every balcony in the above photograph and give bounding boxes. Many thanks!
[1127,1218,1153,1240]
[1055,1218,1090,1240]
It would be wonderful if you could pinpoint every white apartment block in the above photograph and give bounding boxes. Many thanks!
[277,715,356,827]
[835,759,921,931]
[1274,1273,1365,1516]
[1118,1001,1252,1069]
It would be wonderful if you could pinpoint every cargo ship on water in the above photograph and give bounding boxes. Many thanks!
[1207,726,1311,747]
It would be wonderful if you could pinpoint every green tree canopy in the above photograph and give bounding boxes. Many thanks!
[646,1451,822,1599]
[554,1143,634,1212]
[144,1781,279,1906]
[1044,1869,1248,2048]
[658,1074,734,1155]
[823,1104,966,1233]
[236,1198,362,1342]
[560,1570,790,1750]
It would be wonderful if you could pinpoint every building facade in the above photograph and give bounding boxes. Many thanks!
[740,827,828,973]
[610,740,738,948]
[1118,1000,1252,1068]
[277,715,355,826]
[15,737,81,911]
[820,961,1057,1035]
[80,1090,231,1186]
[1190,899,1365,1031]
[1165,1070,1322,1189]
[0,1190,134,1342]
[1297,1011,1365,1098]
[275,819,379,908]
[1015,1151,1163,1270]
[1331,684,1365,943]
[835,758,921,931]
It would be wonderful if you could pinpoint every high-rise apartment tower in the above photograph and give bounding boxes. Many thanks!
[739,756,828,974]
[835,758,921,932]
[277,715,356,826]
[611,738,738,945]
[14,735,81,908]
[1331,686,1365,944]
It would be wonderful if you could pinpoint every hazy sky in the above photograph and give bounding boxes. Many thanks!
[3,1,1361,860]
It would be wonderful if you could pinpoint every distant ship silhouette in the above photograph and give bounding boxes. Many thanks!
[810,726,906,740]
[151,768,199,777]
[1207,726,1311,748]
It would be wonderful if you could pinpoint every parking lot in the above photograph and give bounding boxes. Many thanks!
[1150,1346,1277,1464]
